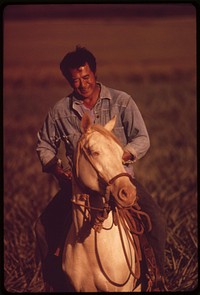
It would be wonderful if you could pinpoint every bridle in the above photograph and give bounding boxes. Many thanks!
[72,131,136,233]
[74,131,135,206]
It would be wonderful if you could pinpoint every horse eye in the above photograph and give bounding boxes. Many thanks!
[92,151,99,157]
[86,147,99,157]
[90,149,100,157]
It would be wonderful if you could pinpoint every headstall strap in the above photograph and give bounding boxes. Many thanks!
[108,172,133,185]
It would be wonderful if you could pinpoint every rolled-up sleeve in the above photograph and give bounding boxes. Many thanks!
[122,96,150,160]
[36,109,60,171]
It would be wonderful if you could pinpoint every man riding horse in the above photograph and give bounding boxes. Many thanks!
[35,46,166,291]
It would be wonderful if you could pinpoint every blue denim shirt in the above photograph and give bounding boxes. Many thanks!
[36,82,150,176]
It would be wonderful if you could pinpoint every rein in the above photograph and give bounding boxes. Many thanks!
[71,194,111,232]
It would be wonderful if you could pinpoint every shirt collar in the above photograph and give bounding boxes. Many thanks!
[98,82,112,100]
[72,82,111,106]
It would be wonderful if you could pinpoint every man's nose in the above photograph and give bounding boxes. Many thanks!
[80,79,87,88]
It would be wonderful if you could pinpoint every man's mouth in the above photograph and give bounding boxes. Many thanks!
[80,88,89,94]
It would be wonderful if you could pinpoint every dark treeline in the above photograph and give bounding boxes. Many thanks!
[3,3,196,20]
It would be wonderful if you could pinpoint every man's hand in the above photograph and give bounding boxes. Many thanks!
[63,169,73,180]
[52,164,72,187]
[122,150,136,165]
[122,150,133,162]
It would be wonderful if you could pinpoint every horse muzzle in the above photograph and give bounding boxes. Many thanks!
[107,173,137,208]
[109,184,136,208]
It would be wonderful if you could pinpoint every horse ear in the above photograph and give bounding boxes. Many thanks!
[81,113,92,133]
[104,115,117,132]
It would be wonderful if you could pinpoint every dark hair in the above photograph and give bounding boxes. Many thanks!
[60,46,96,81]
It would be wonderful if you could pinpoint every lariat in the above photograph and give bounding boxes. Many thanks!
[114,202,162,292]
[113,201,152,284]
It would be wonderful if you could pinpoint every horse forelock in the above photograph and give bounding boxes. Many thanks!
[91,124,122,148]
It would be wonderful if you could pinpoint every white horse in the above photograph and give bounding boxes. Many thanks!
[62,114,145,292]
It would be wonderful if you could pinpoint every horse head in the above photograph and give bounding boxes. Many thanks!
[74,113,137,209]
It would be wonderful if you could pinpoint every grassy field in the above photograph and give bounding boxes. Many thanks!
[4,14,197,292]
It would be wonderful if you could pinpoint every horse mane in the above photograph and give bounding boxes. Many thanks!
[91,124,123,148]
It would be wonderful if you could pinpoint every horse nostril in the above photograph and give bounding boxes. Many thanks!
[119,188,128,200]
[118,187,136,207]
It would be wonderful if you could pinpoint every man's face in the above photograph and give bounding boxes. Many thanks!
[68,63,97,100]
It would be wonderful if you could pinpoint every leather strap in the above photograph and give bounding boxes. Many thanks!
[139,233,162,291]
[108,173,133,185]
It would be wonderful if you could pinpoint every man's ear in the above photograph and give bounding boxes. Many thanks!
[104,115,117,132]
[81,113,92,133]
